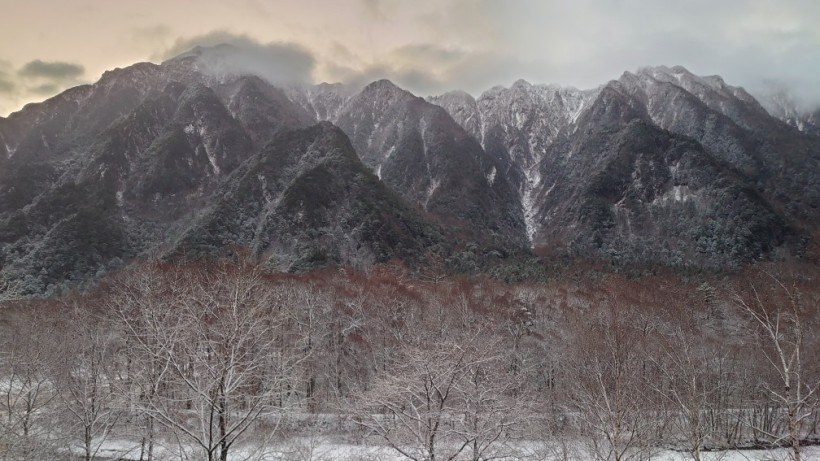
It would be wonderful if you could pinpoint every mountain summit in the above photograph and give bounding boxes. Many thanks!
[432,65,816,266]
[0,51,817,294]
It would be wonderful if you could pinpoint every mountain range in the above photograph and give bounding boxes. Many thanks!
[0,46,817,295]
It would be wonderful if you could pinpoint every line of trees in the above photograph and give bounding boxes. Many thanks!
[0,261,818,460]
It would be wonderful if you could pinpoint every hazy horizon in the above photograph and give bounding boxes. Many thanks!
[2,0,820,116]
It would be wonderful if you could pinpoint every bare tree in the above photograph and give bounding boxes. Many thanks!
[128,263,307,461]
[735,273,819,461]
[651,327,723,461]
[353,326,525,461]
[452,334,531,461]
[0,305,61,460]
[568,305,657,461]
[282,280,333,412]
[106,264,187,461]
[0,279,22,303]
[355,339,472,461]
[54,300,121,461]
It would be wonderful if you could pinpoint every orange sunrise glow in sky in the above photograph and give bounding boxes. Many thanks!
[2,0,819,116]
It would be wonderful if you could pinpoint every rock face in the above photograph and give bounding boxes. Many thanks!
[430,65,817,267]
[755,83,820,136]
[174,122,443,272]
[0,49,817,294]
[430,81,600,242]
[288,79,529,248]
[0,48,528,295]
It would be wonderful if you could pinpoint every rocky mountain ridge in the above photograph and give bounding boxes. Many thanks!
[755,83,820,136]
[431,65,817,265]
[0,47,817,294]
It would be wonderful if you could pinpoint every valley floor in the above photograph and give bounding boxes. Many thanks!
[70,436,820,461]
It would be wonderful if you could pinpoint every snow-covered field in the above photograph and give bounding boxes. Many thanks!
[71,437,820,460]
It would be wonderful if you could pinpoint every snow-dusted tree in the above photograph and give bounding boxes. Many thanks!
[281,280,333,411]
[136,263,307,461]
[106,264,187,461]
[0,279,22,303]
[651,326,723,461]
[568,304,658,461]
[354,327,525,461]
[452,334,531,461]
[0,305,61,460]
[356,338,471,461]
[54,299,121,461]
[735,273,819,461]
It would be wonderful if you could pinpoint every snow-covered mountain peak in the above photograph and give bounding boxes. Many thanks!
[635,65,728,96]
[475,80,596,132]
[427,91,481,140]
[354,79,418,114]
[285,82,357,123]
[428,80,604,245]
[620,65,771,131]
[635,65,693,84]
[754,83,820,134]
[430,89,476,103]
[362,79,409,97]
[511,79,533,89]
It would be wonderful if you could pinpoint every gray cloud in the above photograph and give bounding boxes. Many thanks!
[322,43,546,98]
[18,60,85,81]
[360,0,386,19]
[328,42,361,66]
[4,0,820,114]
[129,24,174,51]
[362,0,820,108]
[322,53,444,95]
[391,44,466,65]
[28,83,60,96]
[353,65,444,95]
[158,31,316,85]
[0,61,16,95]
[0,59,88,116]
[0,79,14,94]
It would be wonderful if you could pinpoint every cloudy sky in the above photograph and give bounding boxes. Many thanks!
[1,0,819,116]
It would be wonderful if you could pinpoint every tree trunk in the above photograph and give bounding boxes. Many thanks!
[788,388,801,461]
[219,377,229,461]
[147,415,155,461]
[84,425,92,461]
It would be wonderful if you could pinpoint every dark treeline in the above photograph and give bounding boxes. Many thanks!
[0,260,818,461]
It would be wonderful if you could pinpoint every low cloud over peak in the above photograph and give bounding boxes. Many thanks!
[2,1,819,115]
[0,59,87,116]
[18,60,85,81]
[158,32,316,86]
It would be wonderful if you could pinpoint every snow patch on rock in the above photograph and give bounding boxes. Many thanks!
[198,125,221,175]
[0,132,14,158]
[424,178,440,210]
[521,166,543,245]
[486,166,497,186]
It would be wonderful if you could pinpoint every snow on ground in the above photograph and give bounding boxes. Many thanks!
[65,437,820,460]
[653,447,820,461]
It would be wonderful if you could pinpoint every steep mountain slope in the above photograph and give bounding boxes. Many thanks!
[293,79,529,247]
[286,82,357,123]
[173,122,444,271]
[0,62,266,294]
[431,66,815,267]
[756,85,820,136]
[535,116,795,268]
[1,48,817,294]
[528,83,792,267]
[0,50,472,295]
[616,66,820,225]
[430,81,599,242]
[217,75,316,148]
